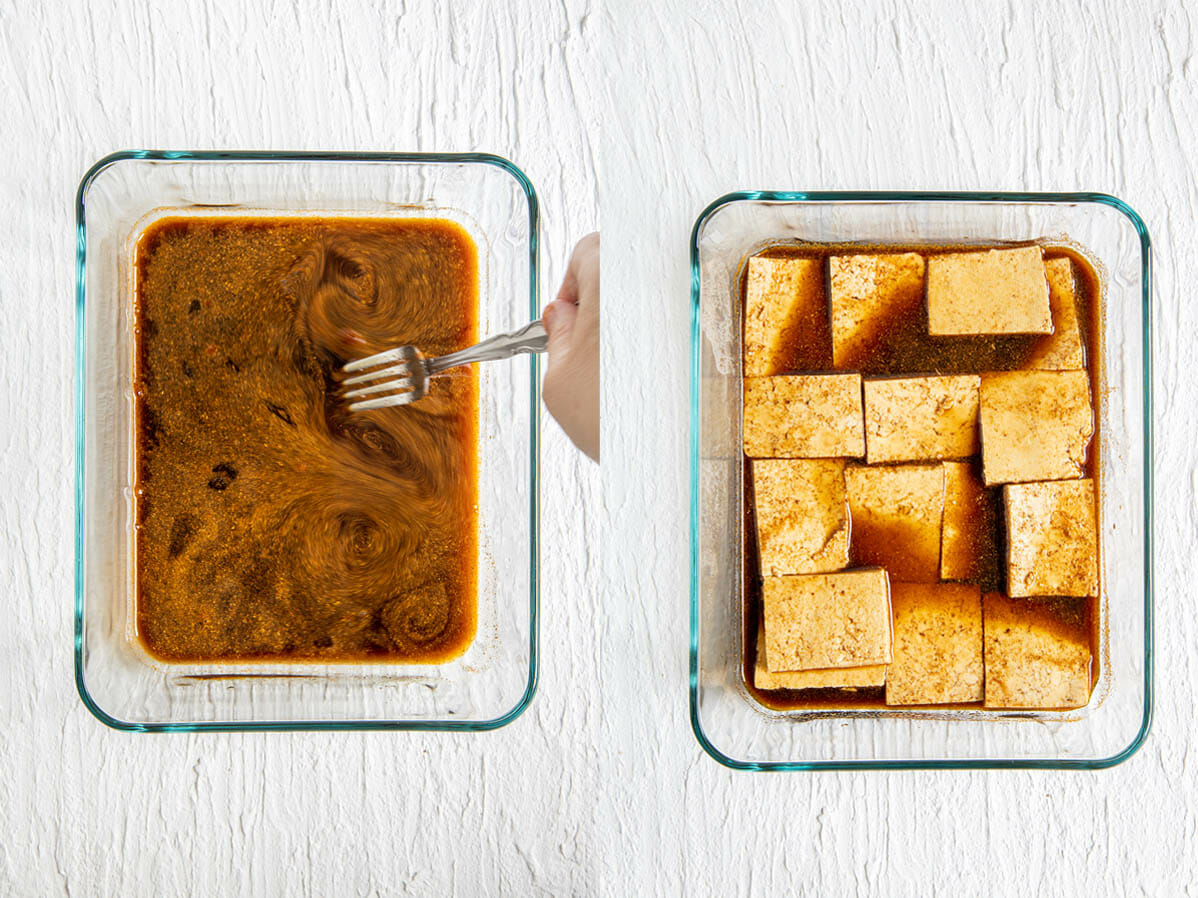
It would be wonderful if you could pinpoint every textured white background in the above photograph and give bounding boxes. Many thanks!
[602,1,1196,896]
[0,1,600,896]
[3,0,1196,895]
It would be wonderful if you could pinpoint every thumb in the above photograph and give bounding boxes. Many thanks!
[543,298,579,359]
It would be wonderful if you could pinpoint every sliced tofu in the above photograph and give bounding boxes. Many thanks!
[983,593,1092,709]
[863,374,980,463]
[828,252,926,370]
[845,463,945,582]
[1005,479,1098,597]
[742,374,864,458]
[940,461,997,582]
[978,370,1094,485]
[743,255,831,375]
[761,569,892,672]
[752,459,850,576]
[885,582,983,705]
[926,246,1052,336]
[753,625,886,690]
[1025,257,1086,370]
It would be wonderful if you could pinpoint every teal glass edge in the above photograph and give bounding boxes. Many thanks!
[687,190,1153,770]
[74,150,540,732]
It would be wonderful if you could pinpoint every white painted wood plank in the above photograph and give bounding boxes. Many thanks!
[2,0,1196,893]
[602,1,1195,896]
[0,1,599,895]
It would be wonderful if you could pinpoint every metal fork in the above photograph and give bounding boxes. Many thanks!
[339,319,548,411]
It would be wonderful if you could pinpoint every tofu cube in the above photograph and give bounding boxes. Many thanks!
[753,625,886,690]
[1005,479,1098,597]
[845,463,945,582]
[983,593,1092,709]
[885,582,983,705]
[940,461,998,582]
[1025,257,1086,370]
[828,253,926,370]
[926,246,1052,336]
[979,370,1094,485]
[752,459,850,575]
[863,375,980,463]
[743,255,831,375]
[761,569,892,672]
[743,374,864,458]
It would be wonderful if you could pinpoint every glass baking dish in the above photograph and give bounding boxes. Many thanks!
[75,151,539,731]
[689,191,1152,769]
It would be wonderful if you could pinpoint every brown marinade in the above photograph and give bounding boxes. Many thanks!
[133,215,479,663]
[741,243,1101,710]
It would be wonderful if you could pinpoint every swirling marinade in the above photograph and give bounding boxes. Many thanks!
[133,216,478,663]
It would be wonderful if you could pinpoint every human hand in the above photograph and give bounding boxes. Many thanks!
[542,233,599,461]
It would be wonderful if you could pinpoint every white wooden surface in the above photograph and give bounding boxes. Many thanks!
[3,0,1196,895]
[602,1,1196,896]
[0,2,600,896]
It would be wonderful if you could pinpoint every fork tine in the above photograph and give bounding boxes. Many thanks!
[340,361,416,388]
[342,344,421,375]
[341,346,415,374]
[342,376,417,401]
[348,391,419,411]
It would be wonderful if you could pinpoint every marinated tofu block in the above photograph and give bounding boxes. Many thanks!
[828,253,926,370]
[752,459,850,576]
[863,375,980,463]
[845,463,945,582]
[761,569,892,672]
[940,461,998,582]
[984,593,1091,709]
[1005,479,1098,597]
[743,374,865,458]
[743,255,831,375]
[926,246,1052,336]
[978,370,1094,485]
[886,582,983,705]
[1025,257,1086,370]
[753,625,886,690]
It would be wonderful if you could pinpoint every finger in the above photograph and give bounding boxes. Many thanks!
[556,264,579,305]
[556,232,599,306]
[542,297,578,354]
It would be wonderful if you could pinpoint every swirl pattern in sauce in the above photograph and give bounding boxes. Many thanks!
[133,216,478,663]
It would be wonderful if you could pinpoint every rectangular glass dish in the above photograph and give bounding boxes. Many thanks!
[76,151,539,731]
[689,192,1152,769]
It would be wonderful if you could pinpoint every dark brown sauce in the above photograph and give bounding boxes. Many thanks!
[133,215,479,664]
[740,243,1102,710]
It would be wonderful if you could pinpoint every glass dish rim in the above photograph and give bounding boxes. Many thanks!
[74,149,540,733]
[687,190,1153,771]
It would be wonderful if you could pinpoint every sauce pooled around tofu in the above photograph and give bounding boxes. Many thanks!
[741,243,1102,711]
[134,216,478,664]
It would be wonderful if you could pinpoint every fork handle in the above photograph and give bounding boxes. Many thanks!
[425,319,549,374]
